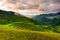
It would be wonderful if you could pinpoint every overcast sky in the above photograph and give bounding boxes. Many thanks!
[0,0,60,12]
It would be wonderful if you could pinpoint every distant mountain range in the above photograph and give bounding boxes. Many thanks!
[33,12,60,27]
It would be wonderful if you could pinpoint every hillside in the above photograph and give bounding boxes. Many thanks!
[0,10,60,33]
[0,10,60,40]
[0,10,38,24]
[0,10,53,32]
[33,12,60,25]
[33,12,60,33]
[0,29,60,40]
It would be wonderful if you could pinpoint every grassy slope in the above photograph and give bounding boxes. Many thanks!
[0,11,60,40]
[0,13,53,32]
[0,28,60,40]
[0,25,59,40]
[0,14,37,24]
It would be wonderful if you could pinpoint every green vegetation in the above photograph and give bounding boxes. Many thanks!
[0,29,60,40]
[0,10,60,40]
[0,13,53,32]
[33,12,60,33]
[0,10,53,32]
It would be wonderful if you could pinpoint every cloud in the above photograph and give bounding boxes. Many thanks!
[49,3,60,12]
[4,0,49,10]
[50,0,60,3]
[0,0,60,12]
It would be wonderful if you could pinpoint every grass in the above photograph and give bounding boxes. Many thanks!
[11,22,53,32]
[0,24,60,40]
[0,28,60,40]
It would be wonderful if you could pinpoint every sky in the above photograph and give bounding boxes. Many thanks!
[0,0,60,13]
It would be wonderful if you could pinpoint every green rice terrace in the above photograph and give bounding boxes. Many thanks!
[0,10,60,40]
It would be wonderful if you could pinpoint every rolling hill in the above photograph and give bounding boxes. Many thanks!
[0,10,60,40]
[0,10,53,32]
[33,12,60,33]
